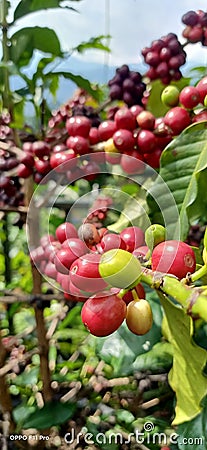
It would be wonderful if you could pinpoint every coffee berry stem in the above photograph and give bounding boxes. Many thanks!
[188,264,207,283]
[140,268,207,321]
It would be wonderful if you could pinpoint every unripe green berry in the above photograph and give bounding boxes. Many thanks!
[204,95,207,108]
[99,249,142,289]
[145,224,166,252]
[161,86,180,107]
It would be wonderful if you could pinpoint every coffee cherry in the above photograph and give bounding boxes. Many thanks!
[56,222,78,243]
[145,224,166,251]
[54,239,88,274]
[98,120,117,141]
[100,233,126,252]
[137,130,157,154]
[136,111,155,130]
[151,240,196,278]
[120,226,145,252]
[113,129,135,152]
[114,107,136,131]
[161,85,180,107]
[196,76,207,103]
[70,253,108,292]
[122,283,145,304]
[120,151,145,175]
[78,223,101,247]
[126,299,153,335]
[32,141,50,158]
[164,107,191,135]
[65,115,91,138]
[99,249,142,289]
[81,292,127,337]
[50,151,76,173]
[179,86,201,109]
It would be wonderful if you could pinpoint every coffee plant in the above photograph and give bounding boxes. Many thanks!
[1,2,207,449]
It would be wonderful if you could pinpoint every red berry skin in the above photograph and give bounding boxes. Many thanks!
[192,110,207,123]
[81,292,127,337]
[101,233,126,252]
[70,253,108,293]
[130,105,144,118]
[34,159,51,175]
[179,86,200,109]
[65,116,91,138]
[136,111,155,130]
[113,129,135,152]
[20,153,34,168]
[54,239,88,274]
[122,283,145,304]
[164,107,191,135]
[50,151,76,173]
[151,240,196,279]
[89,127,99,145]
[144,149,162,169]
[196,76,207,103]
[98,120,117,141]
[32,141,50,158]
[66,135,89,155]
[56,222,78,243]
[120,151,145,174]
[133,245,149,258]
[114,107,136,131]
[44,262,57,280]
[137,130,157,154]
[120,226,145,253]
[17,164,33,178]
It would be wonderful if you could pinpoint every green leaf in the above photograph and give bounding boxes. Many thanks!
[13,404,36,427]
[73,35,111,54]
[147,78,190,117]
[133,341,173,372]
[10,27,62,67]
[23,401,77,429]
[13,367,39,387]
[159,293,207,425]
[95,293,163,376]
[147,121,207,240]
[13,0,80,21]
[51,71,102,101]
[115,409,135,424]
[177,398,207,450]
[108,178,154,233]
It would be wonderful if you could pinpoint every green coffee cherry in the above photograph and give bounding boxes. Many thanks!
[145,224,166,252]
[161,86,180,107]
[99,249,142,289]
[202,227,207,265]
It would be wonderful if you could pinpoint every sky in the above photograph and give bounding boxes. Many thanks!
[10,0,207,72]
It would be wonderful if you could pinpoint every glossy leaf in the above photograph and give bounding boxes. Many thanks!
[147,121,207,240]
[159,293,207,425]
[23,401,77,429]
[73,35,111,54]
[10,27,62,67]
[177,398,207,450]
[95,293,163,376]
[13,0,80,21]
[50,71,103,101]
[133,341,173,372]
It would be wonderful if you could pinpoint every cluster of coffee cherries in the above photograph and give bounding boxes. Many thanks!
[141,33,186,84]
[160,75,207,133]
[107,64,146,106]
[182,9,207,45]
[31,217,197,337]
